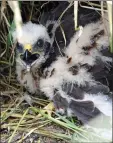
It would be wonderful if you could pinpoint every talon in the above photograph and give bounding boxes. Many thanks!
[20,93,33,106]
[37,102,54,117]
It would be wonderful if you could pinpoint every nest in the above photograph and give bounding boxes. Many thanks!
[0,1,112,143]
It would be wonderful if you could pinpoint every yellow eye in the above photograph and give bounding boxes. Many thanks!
[24,44,32,52]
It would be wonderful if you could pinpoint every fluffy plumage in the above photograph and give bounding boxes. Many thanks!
[13,21,59,93]
[13,12,112,140]
[39,19,112,139]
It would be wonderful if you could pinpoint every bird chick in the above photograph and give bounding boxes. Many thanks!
[13,16,112,140]
[13,21,59,94]
[65,19,111,67]
[39,19,112,139]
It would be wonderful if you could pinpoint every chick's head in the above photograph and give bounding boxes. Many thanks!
[13,21,51,68]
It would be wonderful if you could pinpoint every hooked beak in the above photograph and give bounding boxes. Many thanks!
[24,44,32,52]
[22,49,32,63]
[22,44,32,64]
[22,44,32,63]
[20,44,40,65]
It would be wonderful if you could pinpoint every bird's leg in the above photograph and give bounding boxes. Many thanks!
[37,102,54,117]
[19,92,33,106]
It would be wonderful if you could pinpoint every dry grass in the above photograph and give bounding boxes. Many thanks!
[0,1,112,143]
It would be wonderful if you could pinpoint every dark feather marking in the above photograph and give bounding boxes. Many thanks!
[91,41,97,47]
[40,51,57,75]
[21,70,26,80]
[47,24,54,38]
[82,30,104,55]
[69,65,79,75]
[50,68,55,77]
[38,68,43,77]
[31,68,39,79]
[62,82,84,100]
[44,70,49,78]
[67,57,72,64]
[80,63,92,71]
[82,43,97,55]
[93,29,105,40]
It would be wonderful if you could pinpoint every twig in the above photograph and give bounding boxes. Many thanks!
[58,2,73,21]
[8,1,23,40]
[60,25,67,47]
[101,1,104,18]
[107,1,113,53]
[8,109,29,143]
[0,0,10,27]
[55,37,63,56]
[1,90,18,95]
[74,1,78,30]
[79,1,108,12]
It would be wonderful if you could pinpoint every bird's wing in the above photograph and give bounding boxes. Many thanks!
[62,82,110,98]
[53,88,103,125]
[69,99,111,128]
[69,100,101,124]
[53,87,111,128]
[52,77,112,125]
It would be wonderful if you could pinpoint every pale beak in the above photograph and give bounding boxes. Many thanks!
[21,44,40,65]
[24,44,32,52]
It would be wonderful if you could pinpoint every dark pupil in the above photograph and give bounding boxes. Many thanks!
[17,42,23,52]
[37,39,44,47]
[82,47,87,51]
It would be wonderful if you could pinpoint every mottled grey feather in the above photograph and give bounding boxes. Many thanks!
[81,82,110,94]
[62,82,84,99]
[53,92,68,112]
